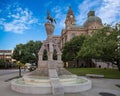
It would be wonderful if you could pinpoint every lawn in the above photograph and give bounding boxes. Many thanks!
[66,68,120,79]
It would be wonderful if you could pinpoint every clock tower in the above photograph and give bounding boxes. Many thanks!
[65,6,75,29]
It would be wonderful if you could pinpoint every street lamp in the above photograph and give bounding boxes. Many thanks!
[18,50,22,77]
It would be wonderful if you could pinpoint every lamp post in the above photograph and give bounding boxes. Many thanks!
[2,52,6,68]
[18,50,22,77]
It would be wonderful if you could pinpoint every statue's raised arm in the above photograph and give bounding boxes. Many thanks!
[46,10,56,24]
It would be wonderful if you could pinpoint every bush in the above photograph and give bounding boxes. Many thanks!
[0,59,5,69]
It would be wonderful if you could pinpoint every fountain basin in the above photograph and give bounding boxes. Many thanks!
[11,78,52,94]
[11,76,91,94]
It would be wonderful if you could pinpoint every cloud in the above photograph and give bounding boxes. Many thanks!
[4,20,29,34]
[0,18,5,30]
[0,3,39,34]
[76,0,120,25]
[76,0,101,25]
[52,6,62,18]
[52,6,68,29]
[97,0,120,25]
[45,1,53,7]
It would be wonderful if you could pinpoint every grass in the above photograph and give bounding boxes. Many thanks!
[66,68,120,79]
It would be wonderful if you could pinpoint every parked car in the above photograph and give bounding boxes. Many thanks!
[28,65,36,71]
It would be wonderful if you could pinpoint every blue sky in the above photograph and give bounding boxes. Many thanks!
[0,0,120,50]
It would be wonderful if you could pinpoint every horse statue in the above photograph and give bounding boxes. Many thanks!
[47,11,56,24]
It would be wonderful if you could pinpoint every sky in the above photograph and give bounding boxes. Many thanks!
[0,0,120,50]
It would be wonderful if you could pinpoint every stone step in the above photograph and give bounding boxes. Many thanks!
[49,69,64,96]
[50,78,64,96]
[49,69,58,78]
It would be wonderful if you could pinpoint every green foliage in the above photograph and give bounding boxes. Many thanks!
[12,40,42,65]
[0,59,5,68]
[62,35,86,62]
[77,24,120,70]
[67,68,120,79]
[61,23,120,70]
[78,26,118,59]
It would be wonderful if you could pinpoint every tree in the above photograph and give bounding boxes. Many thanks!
[0,59,5,69]
[12,40,42,66]
[78,25,120,71]
[62,35,86,62]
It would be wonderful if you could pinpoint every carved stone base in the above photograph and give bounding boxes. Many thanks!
[26,60,72,76]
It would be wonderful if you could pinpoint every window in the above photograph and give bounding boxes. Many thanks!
[71,33,75,39]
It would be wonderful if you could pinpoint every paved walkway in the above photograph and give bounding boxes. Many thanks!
[0,71,120,96]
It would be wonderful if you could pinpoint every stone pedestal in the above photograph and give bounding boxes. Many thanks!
[45,22,54,40]
[40,22,65,95]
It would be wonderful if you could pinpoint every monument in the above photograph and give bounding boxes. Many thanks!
[11,11,91,96]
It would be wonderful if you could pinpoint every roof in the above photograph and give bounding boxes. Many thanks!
[70,23,85,29]
[84,16,102,27]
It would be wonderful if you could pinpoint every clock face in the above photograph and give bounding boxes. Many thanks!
[70,15,73,18]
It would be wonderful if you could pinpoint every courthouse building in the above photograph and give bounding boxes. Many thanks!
[53,7,104,67]
[53,7,103,49]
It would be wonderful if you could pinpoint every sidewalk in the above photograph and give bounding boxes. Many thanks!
[0,72,120,96]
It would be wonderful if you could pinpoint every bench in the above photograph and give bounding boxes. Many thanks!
[86,74,104,78]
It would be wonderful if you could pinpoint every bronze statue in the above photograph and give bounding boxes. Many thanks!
[47,11,56,24]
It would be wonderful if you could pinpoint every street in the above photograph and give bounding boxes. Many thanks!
[0,69,20,76]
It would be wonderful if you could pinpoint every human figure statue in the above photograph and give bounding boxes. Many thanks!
[47,11,56,24]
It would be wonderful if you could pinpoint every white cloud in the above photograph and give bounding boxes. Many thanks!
[0,18,5,30]
[0,3,39,34]
[52,6,68,29]
[76,0,120,25]
[97,0,120,25]
[52,6,62,18]
[4,20,29,34]
[45,1,53,7]
[76,0,101,25]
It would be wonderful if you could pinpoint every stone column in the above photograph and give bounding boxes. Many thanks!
[39,55,43,61]
[57,54,62,61]
[48,52,53,61]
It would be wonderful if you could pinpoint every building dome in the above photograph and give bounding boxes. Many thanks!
[84,11,102,27]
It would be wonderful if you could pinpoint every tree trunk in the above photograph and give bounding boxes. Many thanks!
[76,60,79,68]
[117,59,120,71]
